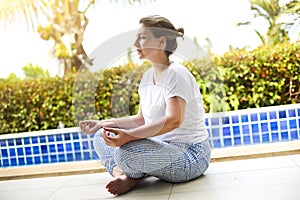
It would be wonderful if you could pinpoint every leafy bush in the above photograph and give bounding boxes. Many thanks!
[215,41,300,110]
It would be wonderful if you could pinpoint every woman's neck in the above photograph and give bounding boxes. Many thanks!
[152,58,172,73]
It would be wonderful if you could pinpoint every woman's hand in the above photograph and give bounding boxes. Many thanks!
[79,120,102,134]
[102,127,139,147]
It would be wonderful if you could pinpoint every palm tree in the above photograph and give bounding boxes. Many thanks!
[238,0,299,45]
[0,0,144,75]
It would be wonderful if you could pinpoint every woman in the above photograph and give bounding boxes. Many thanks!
[79,15,211,196]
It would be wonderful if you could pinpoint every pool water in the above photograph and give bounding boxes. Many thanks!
[0,104,299,168]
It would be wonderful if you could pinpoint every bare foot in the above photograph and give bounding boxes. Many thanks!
[106,174,142,196]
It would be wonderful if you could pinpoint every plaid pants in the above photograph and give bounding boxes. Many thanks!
[93,129,211,183]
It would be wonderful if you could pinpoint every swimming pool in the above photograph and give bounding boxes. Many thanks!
[1,104,299,168]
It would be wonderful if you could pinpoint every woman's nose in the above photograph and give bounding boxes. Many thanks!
[133,38,140,48]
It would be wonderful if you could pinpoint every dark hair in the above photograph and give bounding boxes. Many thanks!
[139,15,184,57]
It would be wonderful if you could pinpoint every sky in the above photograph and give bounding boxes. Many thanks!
[0,0,297,78]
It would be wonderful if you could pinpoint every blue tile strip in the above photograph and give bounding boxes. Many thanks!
[1,104,300,168]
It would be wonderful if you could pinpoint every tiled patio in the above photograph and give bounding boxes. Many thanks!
[1,153,300,200]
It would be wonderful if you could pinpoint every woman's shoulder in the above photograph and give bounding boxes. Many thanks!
[169,62,191,76]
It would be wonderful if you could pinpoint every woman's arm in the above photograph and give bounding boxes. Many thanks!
[79,104,144,134]
[102,96,186,147]
[128,96,186,139]
[104,104,145,129]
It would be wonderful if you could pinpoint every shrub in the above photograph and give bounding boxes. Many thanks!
[215,41,300,110]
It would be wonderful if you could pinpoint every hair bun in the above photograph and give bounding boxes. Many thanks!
[176,27,184,37]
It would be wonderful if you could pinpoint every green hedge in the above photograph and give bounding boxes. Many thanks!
[216,41,300,110]
[1,41,299,134]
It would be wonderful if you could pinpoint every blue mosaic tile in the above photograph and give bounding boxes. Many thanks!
[31,136,38,144]
[271,122,278,131]
[222,117,230,124]
[222,127,231,137]
[233,126,240,135]
[48,135,55,143]
[18,158,25,166]
[243,136,251,144]
[281,131,289,141]
[288,109,296,117]
[57,144,64,152]
[49,144,56,153]
[234,137,241,145]
[39,136,46,143]
[8,139,14,146]
[271,133,279,142]
[25,147,31,155]
[0,140,6,147]
[72,132,79,140]
[280,121,288,130]
[9,148,16,157]
[16,138,22,145]
[262,133,270,143]
[42,155,49,163]
[205,119,209,126]
[41,145,48,154]
[92,152,99,160]
[211,118,219,126]
[64,133,71,141]
[74,142,81,151]
[11,158,17,166]
[269,111,277,120]
[67,153,74,161]
[241,115,249,123]
[24,137,30,145]
[2,159,9,167]
[50,155,57,162]
[1,149,8,157]
[261,123,268,132]
[213,139,221,148]
[75,152,82,160]
[65,143,72,152]
[56,134,63,142]
[80,133,88,139]
[232,116,239,123]
[279,110,287,118]
[252,134,260,143]
[17,147,24,156]
[84,152,91,160]
[223,138,232,147]
[212,128,220,138]
[251,124,259,133]
[26,157,33,165]
[58,154,65,162]
[290,130,298,140]
[82,141,89,149]
[298,108,300,116]
[34,156,41,164]
[33,146,40,154]
[289,119,297,129]
[260,112,267,121]
[250,114,258,121]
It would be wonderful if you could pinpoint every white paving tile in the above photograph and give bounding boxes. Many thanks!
[289,154,300,167]
[65,172,112,187]
[0,175,72,192]
[46,184,111,200]
[170,181,300,200]
[172,166,300,193]
[0,188,58,200]
[207,155,297,175]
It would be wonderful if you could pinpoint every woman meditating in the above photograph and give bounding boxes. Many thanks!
[79,15,211,196]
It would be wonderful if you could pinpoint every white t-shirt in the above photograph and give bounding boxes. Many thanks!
[138,62,208,144]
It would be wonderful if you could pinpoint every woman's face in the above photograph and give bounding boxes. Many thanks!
[134,25,162,60]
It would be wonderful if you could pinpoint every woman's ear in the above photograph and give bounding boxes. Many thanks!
[159,36,167,49]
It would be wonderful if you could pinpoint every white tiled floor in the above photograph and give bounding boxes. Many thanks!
[1,154,300,200]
